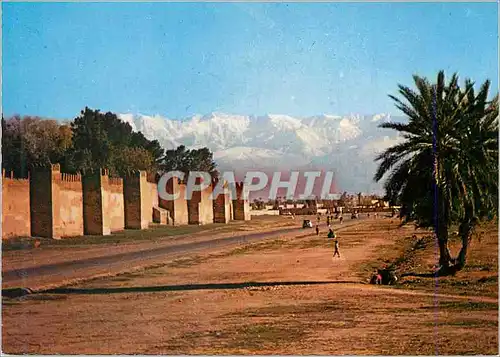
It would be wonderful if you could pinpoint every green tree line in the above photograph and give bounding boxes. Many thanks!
[2,107,217,180]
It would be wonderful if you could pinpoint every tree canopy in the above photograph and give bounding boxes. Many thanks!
[1,115,73,177]
[159,145,218,181]
[374,71,498,273]
[67,107,165,176]
[2,107,216,181]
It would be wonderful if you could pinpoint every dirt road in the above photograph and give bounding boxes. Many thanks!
[2,218,363,291]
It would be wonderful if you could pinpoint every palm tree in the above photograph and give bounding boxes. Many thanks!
[374,71,498,273]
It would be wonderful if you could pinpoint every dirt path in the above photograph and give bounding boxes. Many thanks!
[2,218,299,270]
[2,227,299,291]
[2,218,365,291]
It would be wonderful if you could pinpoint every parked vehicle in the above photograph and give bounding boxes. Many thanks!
[302,219,313,228]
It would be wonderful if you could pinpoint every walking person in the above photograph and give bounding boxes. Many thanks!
[333,239,340,258]
[315,225,320,236]
[327,228,340,258]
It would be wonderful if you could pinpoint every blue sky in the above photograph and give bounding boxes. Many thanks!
[3,2,498,120]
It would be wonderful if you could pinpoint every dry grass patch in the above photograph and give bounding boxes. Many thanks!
[392,221,498,298]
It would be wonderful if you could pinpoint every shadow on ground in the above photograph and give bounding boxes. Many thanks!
[401,265,462,278]
[39,280,364,295]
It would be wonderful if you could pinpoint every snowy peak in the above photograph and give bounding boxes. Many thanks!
[117,112,405,193]
[371,113,392,122]
[266,114,303,131]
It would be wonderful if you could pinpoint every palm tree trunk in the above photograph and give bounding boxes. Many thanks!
[433,151,452,269]
[456,239,468,270]
[437,224,452,268]
[455,220,474,270]
[435,184,452,268]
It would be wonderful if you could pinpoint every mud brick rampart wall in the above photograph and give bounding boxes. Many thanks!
[123,171,151,230]
[3,167,250,239]
[187,178,214,225]
[159,177,189,226]
[30,164,84,239]
[82,169,125,235]
[232,182,251,221]
[2,170,31,238]
[212,178,233,224]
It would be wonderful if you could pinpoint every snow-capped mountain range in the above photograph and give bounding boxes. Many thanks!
[118,112,406,195]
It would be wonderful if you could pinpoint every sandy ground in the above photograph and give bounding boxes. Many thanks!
[2,217,498,355]
[2,217,364,291]
[2,216,299,271]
